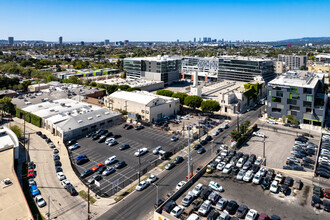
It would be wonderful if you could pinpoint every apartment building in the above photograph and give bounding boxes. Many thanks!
[267,71,327,126]
[278,54,307,70]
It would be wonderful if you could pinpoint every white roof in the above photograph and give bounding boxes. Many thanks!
[0,126,19,150]
[109,91,177,105]
[269,71,323,88]
[125,55,182,62]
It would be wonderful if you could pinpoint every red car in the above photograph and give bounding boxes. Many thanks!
[92,163,105,172]
[185,173,195,181]
[124,125,133,130]
[27,169,34,178]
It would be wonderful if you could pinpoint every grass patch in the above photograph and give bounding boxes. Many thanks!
[22,162,46,220]
[78,190,96,204]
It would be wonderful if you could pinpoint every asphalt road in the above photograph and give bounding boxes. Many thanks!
[98,108,261,220]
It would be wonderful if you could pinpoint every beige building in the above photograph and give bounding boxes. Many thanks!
[308,63,330,84]
[28,83,50,92]
[105,91,180,122]
[275,61,286,74]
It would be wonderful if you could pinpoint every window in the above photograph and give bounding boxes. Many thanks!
[291,111,298,116]
[100,122,105,126]
[306,108,312,113]
[272,97,281,103]
[306,95,313,102]
[271,108,282,113]
[303,101,312,108]
[303,88,312,94]
[289,105,300,111]
[107,120,112,123]
[276,91,283,97]
[290,93,300,99]
[268,91,271,96]
[287,99,297,105]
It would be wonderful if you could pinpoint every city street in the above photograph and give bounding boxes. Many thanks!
[98,107,262,220]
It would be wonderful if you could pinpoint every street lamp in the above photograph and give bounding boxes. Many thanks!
[153,183,159,205]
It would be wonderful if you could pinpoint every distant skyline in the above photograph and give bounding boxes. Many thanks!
[1,0,330,42]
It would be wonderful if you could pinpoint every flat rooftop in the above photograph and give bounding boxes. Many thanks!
[218,55,272,62]
[95,78,163,87]
[125,55,182,62]
[202,80,247,97]
[269,71,323,88]
[0,148,33,220]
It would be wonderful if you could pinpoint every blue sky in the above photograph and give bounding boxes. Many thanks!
[0,0,329,42]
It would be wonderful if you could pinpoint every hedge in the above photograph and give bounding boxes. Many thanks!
[15,107,42,127]
[236,124,258,148]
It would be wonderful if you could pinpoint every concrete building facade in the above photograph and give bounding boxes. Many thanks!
[124,55,182,86]
[278,54,307,70]
[267,71,327,126]
[105,91,180,122]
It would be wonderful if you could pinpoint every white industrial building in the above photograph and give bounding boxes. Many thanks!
[104,91,180,122]
[95,78,164,91]
[22,99,122,141]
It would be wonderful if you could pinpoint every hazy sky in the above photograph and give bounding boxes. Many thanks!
[1,0,329,42]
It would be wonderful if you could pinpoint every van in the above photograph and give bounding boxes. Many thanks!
[267,119,276,124]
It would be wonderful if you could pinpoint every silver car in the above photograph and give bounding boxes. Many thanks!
[216,197,228,211]
[236,169,246,181]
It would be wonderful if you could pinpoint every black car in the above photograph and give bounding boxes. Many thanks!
[194,144,202,150]
[174,156,184,164]
[236,204,249,218]
[295,136,308,143]
[225,200,238,215]
[283,166,293,170]
[92,134,101,140]
[192,199,203,211]
[251,164,259,174]
[200,187,213,200]
[280,184,289,195]
[66,184,77,196]
[55,166,62,173]
[294,153,305,159]
[292,125,300,129]
[323,199,330,212]
[313,185,323,197]
[28,161,35,169]
[284,177,293,186]
[270,215,281,220]
[97,166,107,174]
[311,195,322,209]
[207,209,220,220]
[302,133,313,138]
[77,157,89,165]
[229,150,236,157]
[197,147,206,154]
[81,169,93,178]
[261,177,271,190]
[112,134,122,139]
[266,169,274,179]
[119,144,130,150]
[161,151,172,160]
[200,140,207,145]
[36,131,42,136]
[303,157,315,165]
[232,166,240,175]
[98,136,106,143]
[242,154,249,163]
[154,199,165,209]
[54,160,61,166]
[115,160,126,169]
[162,200,176,213]
[53,154,60,161]
[316,170,330,178]
[286,160,297,166]
[248,154,256,163]
[205,136,212,142]
[41,134,47,139]
[86,133,93,138]
[292,165,304,171]
[217,128,224,132]
[46,138,52,143]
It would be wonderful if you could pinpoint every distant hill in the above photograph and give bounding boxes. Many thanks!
[274,37,330,44]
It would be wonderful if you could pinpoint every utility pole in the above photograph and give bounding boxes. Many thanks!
[47,196,50,220]
[138,155,141,183]
[88,186,91,220]
[27,133,31,161]
[23,113,26,149]
[153,183,159,204]
[187,127,191,180]
[237,114,239,132]
[263,135,266,166]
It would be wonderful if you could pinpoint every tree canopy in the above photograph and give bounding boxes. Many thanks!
[10,125,22,138]
[156,89,174,97]
[184,95,203,109]
[172,92,188,105]
[201,100,220,112]
[0,96,15,115]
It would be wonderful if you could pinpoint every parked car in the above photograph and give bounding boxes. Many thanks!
[30,185,40,197]
[102,167,115,176]
[225,200,238,215]
[209,181,223,192]
[162,200,176,213]
[243,170,254,182]
[115,160,126,169]
[119,144,130,150]
[261,177,271,190]
[134,148,148,157]
[170,205,184,218]
[153,146,162,154]
[198,200,212,216]
[105,156,118,165]
[216,197,228,211]
[182,192,195,207]
[245,209,258,220]
[176,181,187,190]
[237,170,246,181]
[208,191,220,204]
[69,143,80,150]
[236,204,249,218]
[192,183,204,197]
[270,180,279,193]
[80,169,93,178]
[35,195,46,207]
[57,172,66,181]
[171,136,179,142]
[136,180,150,191]
[174,156,184,164]
[197,147,206,154]
[311,195,322,209]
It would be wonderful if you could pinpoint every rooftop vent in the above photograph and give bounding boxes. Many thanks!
[78,120,83,123]
[104,112,110,115]
[96,114,101,118]
[88,117,93,120]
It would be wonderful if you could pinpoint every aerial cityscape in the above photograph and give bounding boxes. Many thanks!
[1,1,330,220]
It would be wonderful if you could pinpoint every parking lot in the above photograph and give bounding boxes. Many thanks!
[174,166,328,219]
[239,127,319,171]
[70,124,188,197]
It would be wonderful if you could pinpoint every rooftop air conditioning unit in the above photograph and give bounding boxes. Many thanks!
[78,120,83,123]
[96,114,101,118]
[88,117,93,120]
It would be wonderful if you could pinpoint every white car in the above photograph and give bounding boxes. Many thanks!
[208,181,223,192]
[136,180,149,191]
[176,181,187,190]
[57,172,66,181]
[61,179,71,188]
[102,167,115,176]
[254,157,263,166]
[212,130,219,136]
[267,119,276,124]
[146,174,158,183]
[237,169,246,181]
[221,150,228,157]
[105,156,118,165]
[223,164,232,174]
[215,156,223,163]
[217,162,226,171]
[236,158,244,168]
[270,180,279,193]
[192,183,204,196]
[274,174,283,183]
[170,205,184,217]
[252,172,262,184]
[35,195,46,207]
[153,146,162,154]
[243,170,254,182]
[253,131,265,138]
[187,213,201,220]
[259,167,267,177]
[198,200,212,216]
[105,138,115,143]
[134,148,148,157]
[245,209,258,220]
[220,144,227,150]
[68,143,80,150]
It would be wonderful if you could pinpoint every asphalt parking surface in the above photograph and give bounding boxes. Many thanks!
[239,127,319,171]
[177,167,329,219]
[70,125,187,196]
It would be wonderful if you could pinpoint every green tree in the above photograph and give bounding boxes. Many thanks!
[282,115,286,123]
[239,120,250,134]
[0,96,15,115]
[126,87,141,92]
[121,71,127,79]
[118,85,131,91]
[201,100,220,112]
[46,75,59,82]
[62,76,83,85]
[156,89,174,97]
[89,82,97,87]
[106,85,119,94]
[97,84,106,89]
[172,92,188,105]
[10,125,22,138]
[230,129,241,141]
[184,95,203,109]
